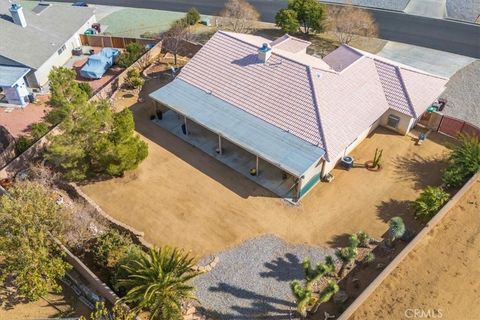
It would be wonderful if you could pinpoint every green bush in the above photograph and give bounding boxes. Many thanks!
[112,244,145,294]
[357,231,370,247]
[15,136,32,155]
[413,186,450,219]
[186,8,201,25]
[442,135,480,188]
[92,229,133,270]
[362,252,375,265]
[30,122,50,141]
[117,43,144,68]
[388,217,405,245]
[77,82,93,98]
[125,68,145,89]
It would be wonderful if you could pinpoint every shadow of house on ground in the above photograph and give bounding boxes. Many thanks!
[129,79,276,199]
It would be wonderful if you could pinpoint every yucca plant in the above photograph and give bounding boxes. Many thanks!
[118,247,200,320]
[291,280,316,318]
[335,246,357,277]
[318,281,339,303]
[388,217,406,246]
[413,186,450,219]
[442,134,480,187]
[356,231,370,247]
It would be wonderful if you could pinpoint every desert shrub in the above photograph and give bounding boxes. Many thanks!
[30,122,50,141]
[92,229,134,270]
[186,8,201,25]
[413,186,450,219]
[117,43,144,68]
[442,135,480,188]
[348,234,360,248]
[318,281,339,303]
[112,244,145,294]
[15,136,32,155]
[78,82,93,98]
[362,252,375,265]
[388,216,405,245]
[125,68,144,89]
[357,231,370,247]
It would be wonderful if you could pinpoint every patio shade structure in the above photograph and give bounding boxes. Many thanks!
[150,78,326,180]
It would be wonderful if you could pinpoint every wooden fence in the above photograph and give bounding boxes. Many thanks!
[437,114,480,139]
[79,34,159,49]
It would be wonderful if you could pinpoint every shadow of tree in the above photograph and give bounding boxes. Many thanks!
[393,154,448,190]
[259,253,302,282]
[376,199,413,223]
[326,233,351,248]
[0,279,29,310]
[204,282,296,320]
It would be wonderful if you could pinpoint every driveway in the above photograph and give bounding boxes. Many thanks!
[377,41,476,77]
[404,0,446,19]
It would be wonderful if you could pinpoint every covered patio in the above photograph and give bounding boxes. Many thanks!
[149,79,326,202]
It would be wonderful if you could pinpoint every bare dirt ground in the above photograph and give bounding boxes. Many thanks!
[0,284,90,319]
[80,77,455,257]
[350,177,480,320]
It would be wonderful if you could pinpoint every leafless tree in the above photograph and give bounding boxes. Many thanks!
[160,20,196,66]
[327,3,378,45]
[219,0,260,33]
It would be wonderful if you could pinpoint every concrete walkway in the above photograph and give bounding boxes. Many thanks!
[378,41,476,78]
[404,0,446,19]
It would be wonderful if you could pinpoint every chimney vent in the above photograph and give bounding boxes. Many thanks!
[9,3,27,28]
[258,43,271,63]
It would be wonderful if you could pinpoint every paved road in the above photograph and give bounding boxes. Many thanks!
[63,0,480,58]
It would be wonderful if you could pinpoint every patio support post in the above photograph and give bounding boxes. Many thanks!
[256,156,259,176]
[218,135,222,155]
[184,116,188,135]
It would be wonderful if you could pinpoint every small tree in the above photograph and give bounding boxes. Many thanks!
[388,216,406,246]
[125,68,145,89]
[276,0,327,35]
[442,134,480,187]
[413,186,450,219]
[161,19,195,66]
[31,122,50,140]
[335,246,357,277]
[118,43,144,68]
[0,181,72,301]
[275,9,300,34]
[291,280,315,318]
[327,3,378,44]
[186,8,201,25]
[78,82,93,98]
[219,0,260,33]
[119,247,201,320]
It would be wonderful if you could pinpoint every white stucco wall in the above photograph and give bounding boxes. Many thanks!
[32,15,96,87]
[379,108,415,135]
[298,158,323,198]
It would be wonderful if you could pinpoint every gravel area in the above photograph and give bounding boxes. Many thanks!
[193,235,335,319]
[321,0,410,11]
[441,60,480,128]
[446,0,480,22]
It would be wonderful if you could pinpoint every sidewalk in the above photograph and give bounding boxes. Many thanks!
[404,0,446,19]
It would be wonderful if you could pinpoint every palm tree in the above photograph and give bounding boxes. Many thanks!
[118,247,200,320]
[388,217,406,246]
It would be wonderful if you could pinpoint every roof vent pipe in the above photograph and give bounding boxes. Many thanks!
[258,43,271,63]
[9,3,27,28]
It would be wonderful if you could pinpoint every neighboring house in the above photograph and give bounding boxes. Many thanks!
[0,1,95,97]
[150,31,447,201]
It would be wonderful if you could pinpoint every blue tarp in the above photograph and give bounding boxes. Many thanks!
[80,48,120,79]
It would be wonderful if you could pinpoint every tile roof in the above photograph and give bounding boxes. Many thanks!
[176,31,448,161]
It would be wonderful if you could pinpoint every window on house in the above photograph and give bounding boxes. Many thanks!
[387,114,400,128]
[57,44,67,55]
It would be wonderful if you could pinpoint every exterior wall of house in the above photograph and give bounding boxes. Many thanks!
[379,108,415,135]
[322,118,381,177]
[32,15,96,87]
[298,158,324,199]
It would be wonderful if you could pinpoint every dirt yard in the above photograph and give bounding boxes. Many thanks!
[80,77,455,257]
[0,285,90,319]
[350,177,480,320]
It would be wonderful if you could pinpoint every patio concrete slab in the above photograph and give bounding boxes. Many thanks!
[378,41,476,77]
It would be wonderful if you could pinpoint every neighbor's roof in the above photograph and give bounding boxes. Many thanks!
[161,31,448,161]
[0,65,30,87]
[150,79,325,177]
[0,1,94,69]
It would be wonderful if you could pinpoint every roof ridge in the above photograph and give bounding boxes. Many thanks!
[393,63,417,118]
[307,66,330,160]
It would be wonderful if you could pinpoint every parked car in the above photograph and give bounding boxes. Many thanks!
[72,2,88,7]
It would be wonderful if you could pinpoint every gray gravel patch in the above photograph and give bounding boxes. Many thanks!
[441,60,480,128]
[193,234,335,319]
[321,0,410,11]
[446,0,480,22]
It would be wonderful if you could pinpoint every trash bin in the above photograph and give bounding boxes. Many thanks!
[341,156,354,170]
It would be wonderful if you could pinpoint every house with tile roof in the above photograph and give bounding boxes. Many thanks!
[150,31,448,202]
[0,1,95,92]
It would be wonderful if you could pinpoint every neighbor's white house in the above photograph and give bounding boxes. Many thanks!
[150,31,448,202]
[0,1,95,102]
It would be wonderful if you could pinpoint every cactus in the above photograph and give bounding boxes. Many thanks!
[372,148,383,168]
